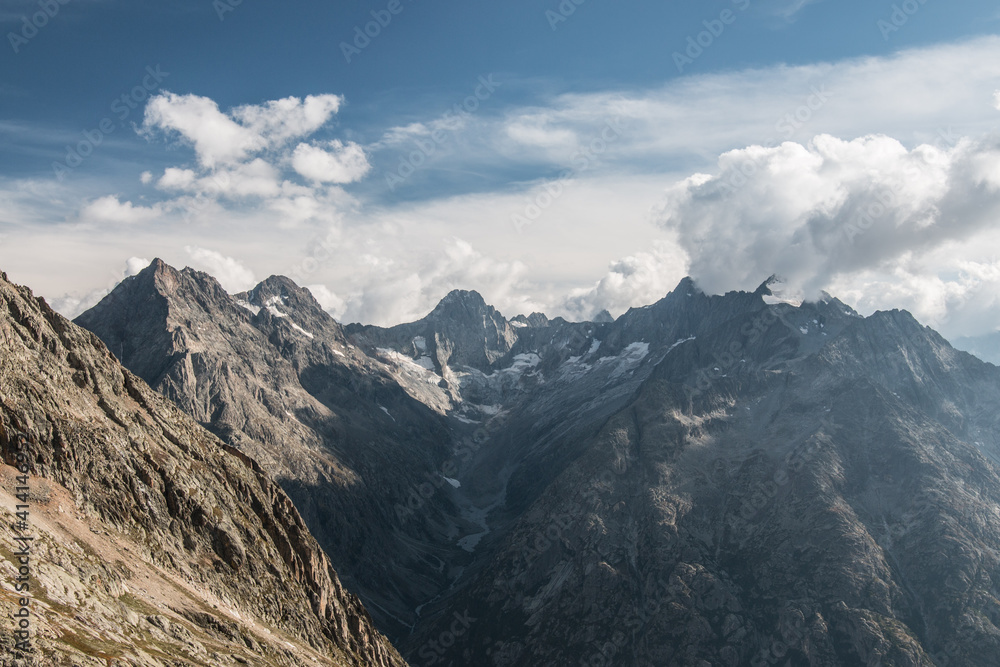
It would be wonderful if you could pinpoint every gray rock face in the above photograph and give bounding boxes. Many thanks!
[0,269,405,666]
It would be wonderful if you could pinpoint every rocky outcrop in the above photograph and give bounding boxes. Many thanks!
[0,269,406,666]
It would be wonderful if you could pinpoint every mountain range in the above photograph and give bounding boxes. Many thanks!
[4,257,1000,665]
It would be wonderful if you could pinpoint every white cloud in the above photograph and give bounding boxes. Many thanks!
[232,94,342,147]
[558,240,689,320]
[652,133,1000,340]
[994,90,1000,111]
[143,92,344,169]
[157,167,198,191]
[183,246,256,292]
[144,93,260,168]
[305,283,346,318]
[291,141,371,184]
[9,37,1000,346]
[79,196,163,224]
[125,256,151,277]
[504,119,579,157]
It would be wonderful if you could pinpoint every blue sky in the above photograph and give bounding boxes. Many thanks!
[2,0,1000,344]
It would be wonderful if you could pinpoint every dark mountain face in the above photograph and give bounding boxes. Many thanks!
[77,263,1000,666]
[0,269,404,666]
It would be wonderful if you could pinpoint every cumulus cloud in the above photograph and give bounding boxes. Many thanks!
[144,93,260,168]
[558,240,689,320]
[289,234,539,326]
[184,246,256,292]
[654,134,1000,298]
[231,94,342,148]
[291,140,371,184]
[125,256,151,277]
[79,196,163,224]
[143,92,343,168]
[305,283,346,317]
[114,91,367,229]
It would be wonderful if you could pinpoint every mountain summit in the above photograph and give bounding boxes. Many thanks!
[348,288,519,376]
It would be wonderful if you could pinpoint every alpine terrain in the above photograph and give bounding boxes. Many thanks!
[73,261,1000,666]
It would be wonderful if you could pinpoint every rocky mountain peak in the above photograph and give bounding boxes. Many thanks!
[592,309,614,323]
[754,273,781,296]
[429,288,491,318]
[236,274,329,323]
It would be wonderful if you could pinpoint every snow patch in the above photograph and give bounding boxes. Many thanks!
[510,353,541,370]
[379,405,395,421]
[763,295,802,307]
[289,322,314,339]
[235,300,260,315]
[443,476,461,488]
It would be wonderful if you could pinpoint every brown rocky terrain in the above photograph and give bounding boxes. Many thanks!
[0,269,406,666]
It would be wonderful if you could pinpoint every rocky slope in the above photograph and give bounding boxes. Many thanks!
[74,260,469,637]
[0,269,406,666]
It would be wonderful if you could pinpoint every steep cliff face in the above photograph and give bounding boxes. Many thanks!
[0,269,406,666]
[75,260,463,637]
